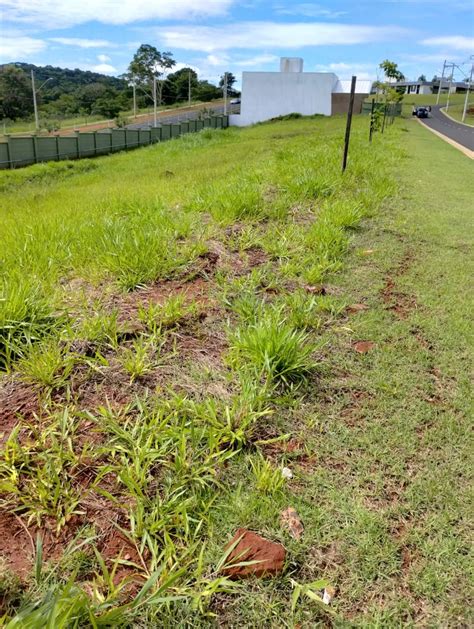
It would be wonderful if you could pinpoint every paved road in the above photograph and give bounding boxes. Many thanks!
[418,105,474,151]
[126,103,240,130]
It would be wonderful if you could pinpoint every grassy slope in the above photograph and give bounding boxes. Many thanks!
[0,116,472,625]
[441,103,474,126]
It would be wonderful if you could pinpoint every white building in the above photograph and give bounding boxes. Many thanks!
[230,57,370,127]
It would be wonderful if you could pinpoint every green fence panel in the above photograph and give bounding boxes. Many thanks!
[58,136,79,160]
[0,141,10,169]
[150,127,161,143]
[78,133,96,158]
[126,129,139,148]
[95,132,112,155]
[150,127,160,142]
[9,137,35,167]
[37,136,60,162]
[138,130,151,146]
[111,129,125,152]
[161,124,171,141]
[0,111,230,169]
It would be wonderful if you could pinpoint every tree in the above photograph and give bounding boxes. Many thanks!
[0,65,34,120]
[125,44,175,105]
[379,60,405,82]
[165,67,198,102]
[219,72,239,97]
[418,74,427,82]
[195,80,221,102]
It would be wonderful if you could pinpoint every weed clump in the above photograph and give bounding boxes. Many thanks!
[229,309,317,387]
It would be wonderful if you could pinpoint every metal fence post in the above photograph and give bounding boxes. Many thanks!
[369,98,375,142]
[342,75,357,173]
[32,134,38,163]
[381,103,388,134]
[4,134,12,169]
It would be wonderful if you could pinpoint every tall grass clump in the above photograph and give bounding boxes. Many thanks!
[0,277,58,371]
[97,202,206,290]
[228,308,317,387]
[190,176,265,224]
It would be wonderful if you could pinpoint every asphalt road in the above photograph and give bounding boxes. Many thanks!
[126,103,240,130]
[418,105,474,151]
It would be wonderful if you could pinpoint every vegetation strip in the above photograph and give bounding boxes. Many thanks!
[0,116,471,625]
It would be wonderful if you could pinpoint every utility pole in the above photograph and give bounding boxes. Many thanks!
[436,60,446,105]
[445,63,455,111]
[223,72,228,116]
[188,70,192,106]
[133,83,137,118]
[462,63,473,122]
[153,76,157,127]
[31,70,52,131]
[31,70,39,130]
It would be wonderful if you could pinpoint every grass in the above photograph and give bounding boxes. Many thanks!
[441,101,474,126]
[0,113,472,625]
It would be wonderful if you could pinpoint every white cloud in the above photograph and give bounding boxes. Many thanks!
[83,63,117,74]
[315,62,377,81]
[97,54,111,62]
[159,21,409,52]
[206,54,230,67]
[421,36,474,51]
[274,3,347,19]
[237,54,279,67]
[0,35,46,61]
[49,37,117,48]
[0,0,234,27]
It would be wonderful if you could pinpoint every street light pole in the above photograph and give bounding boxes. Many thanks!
[153,76,157,127]
[31,71,53,131]
[223,72,228,116]
[462,64,473,122]
[31,70,39,130]
[436,60,446,105]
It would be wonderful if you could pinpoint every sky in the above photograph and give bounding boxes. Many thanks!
[0,0,473,85]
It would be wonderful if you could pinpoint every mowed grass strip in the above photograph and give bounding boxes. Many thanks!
[2,114,467,626]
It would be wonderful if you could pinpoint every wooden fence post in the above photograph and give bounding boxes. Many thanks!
[342,75,357,172]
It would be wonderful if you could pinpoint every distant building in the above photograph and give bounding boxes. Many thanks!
[230,57,370,126]
[372,80,471,96]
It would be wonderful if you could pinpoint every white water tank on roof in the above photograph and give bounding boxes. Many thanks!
[280,57,304,73]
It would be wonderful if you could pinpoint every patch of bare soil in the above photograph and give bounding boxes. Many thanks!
[0,378,40,447]
[381,250,418,319]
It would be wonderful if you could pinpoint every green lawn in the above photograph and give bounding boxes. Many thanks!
[0,115,472,626]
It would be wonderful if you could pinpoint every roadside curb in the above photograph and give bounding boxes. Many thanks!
[416,118,474,159]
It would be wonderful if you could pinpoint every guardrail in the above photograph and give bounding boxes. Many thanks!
[0,115,229,170]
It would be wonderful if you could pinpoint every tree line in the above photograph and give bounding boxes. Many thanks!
[0,44,238,123]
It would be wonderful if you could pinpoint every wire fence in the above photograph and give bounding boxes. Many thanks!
[0,115,229,170]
